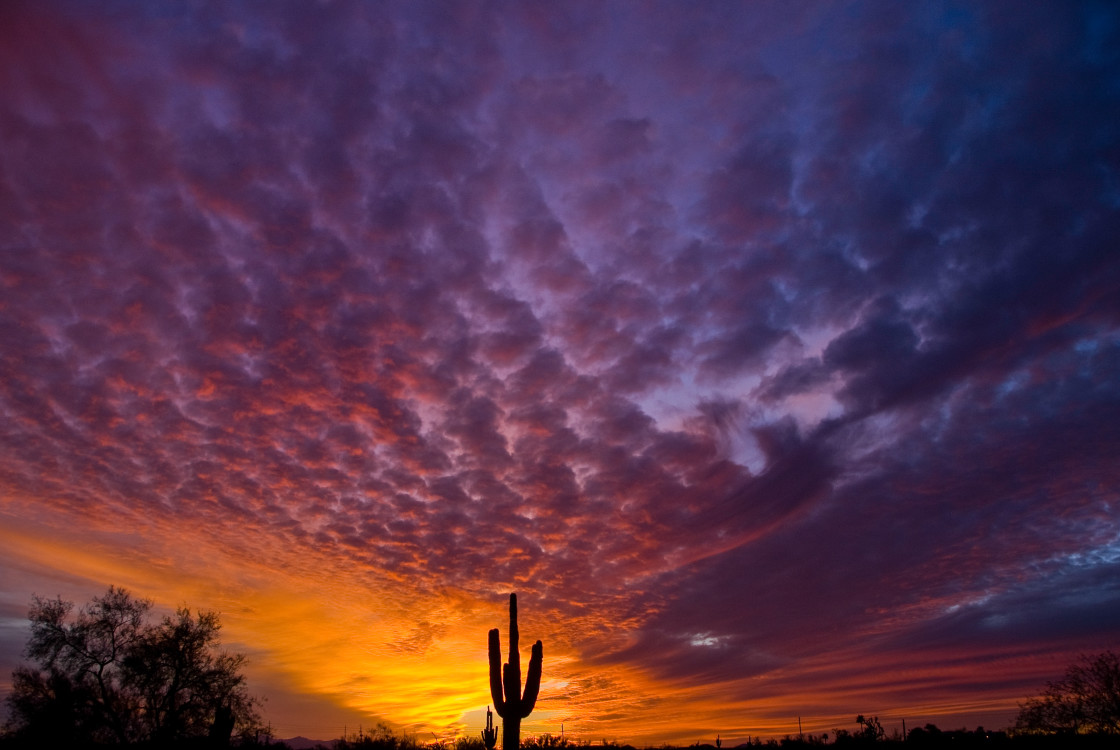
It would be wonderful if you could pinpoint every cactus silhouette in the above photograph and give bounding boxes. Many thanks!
[489,593,543,750]
[482,706,498,750]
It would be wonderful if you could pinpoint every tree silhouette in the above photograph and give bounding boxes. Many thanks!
[855,715,885,742]
[1015,650,1120,735]
[3,586,260,746]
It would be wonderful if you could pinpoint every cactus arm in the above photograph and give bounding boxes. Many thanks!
[519,639,543,718]
[508,594,520,676]
[488,628,508,717]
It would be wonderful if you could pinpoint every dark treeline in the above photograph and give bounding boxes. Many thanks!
[3,719,1119,750]
[131,729,1116,750]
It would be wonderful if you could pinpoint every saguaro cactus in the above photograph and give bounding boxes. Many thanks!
[488,593,543,750]
[482,706,498,750]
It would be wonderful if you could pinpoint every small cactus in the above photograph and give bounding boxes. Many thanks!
[489,593,543,750]
[208,702,235,746]
[482,706,498,750]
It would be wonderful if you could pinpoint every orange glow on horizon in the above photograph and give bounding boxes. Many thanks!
[0,508,1035,744]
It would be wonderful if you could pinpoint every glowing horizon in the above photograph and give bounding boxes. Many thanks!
[0,502,1100,742]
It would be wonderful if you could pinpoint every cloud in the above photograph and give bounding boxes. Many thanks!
[1,0,1118,742]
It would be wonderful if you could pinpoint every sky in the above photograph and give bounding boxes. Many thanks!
[1,0,1119,744]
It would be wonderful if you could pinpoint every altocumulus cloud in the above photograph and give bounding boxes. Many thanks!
[1,0,1119,741]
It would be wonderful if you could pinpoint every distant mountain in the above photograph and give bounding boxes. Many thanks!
[279,737,337,750]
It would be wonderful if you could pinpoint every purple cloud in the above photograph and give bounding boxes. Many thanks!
[1,0,1118,742]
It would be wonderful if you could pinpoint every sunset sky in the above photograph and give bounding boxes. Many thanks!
[2,0,1119,744]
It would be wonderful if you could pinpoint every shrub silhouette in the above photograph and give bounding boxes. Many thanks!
[336,722,421,750]
[488,593,543,750]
